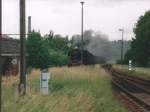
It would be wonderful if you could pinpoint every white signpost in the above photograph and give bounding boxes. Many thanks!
[40,71,50,95]
[129,60,132,71]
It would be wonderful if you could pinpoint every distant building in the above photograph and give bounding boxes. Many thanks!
[1,35,20,76]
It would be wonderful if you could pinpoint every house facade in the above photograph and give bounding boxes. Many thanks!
[1,36,20,76]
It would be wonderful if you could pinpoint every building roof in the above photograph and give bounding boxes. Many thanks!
[1,36,20,56]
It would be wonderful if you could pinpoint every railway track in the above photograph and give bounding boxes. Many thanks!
[103,65,150,112]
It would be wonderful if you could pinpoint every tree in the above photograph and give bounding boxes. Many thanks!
[124,11,150,66]
[48,49,68,66]
[27,32,50,69]
[44,33,70,66]
[44,33,70,54]
[26,31,70,68]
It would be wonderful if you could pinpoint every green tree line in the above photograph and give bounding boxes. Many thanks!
[26,31,70,69]
[124,10,150,67]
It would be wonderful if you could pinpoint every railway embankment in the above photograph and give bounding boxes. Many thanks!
[103,64,150,112]
[113,65,150,80]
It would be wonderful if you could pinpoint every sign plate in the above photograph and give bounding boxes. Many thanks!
[11,59,17,65]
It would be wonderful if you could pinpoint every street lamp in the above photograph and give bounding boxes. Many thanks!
[119,28,124,63]
[80,1,84,64]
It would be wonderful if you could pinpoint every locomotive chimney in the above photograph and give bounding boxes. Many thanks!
[28,16,31,34]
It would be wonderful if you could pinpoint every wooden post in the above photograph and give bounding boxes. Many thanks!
[19,0,26,95]
[0,0,2,111]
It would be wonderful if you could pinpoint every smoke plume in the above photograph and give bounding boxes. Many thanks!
[72,30,111,59]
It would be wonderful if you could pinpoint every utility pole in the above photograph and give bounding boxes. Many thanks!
[28,16,31,34]
[19,0,26,95]
[80,1,84,64]
[119,28,124,63]
[0,0,2,111]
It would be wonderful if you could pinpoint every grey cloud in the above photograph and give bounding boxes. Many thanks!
[3,0,150,40]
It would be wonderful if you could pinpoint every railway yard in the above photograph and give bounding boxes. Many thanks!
[1,0,150,112]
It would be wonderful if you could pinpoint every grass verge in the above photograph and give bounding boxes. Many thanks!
[2,65,128,112]
[113,65,150,80]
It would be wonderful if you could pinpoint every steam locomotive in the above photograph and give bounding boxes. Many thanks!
[68,48,106,66]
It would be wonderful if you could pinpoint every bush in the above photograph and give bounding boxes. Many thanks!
[49,49,68,66]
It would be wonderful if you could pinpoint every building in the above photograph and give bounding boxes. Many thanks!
[1,35,20,76]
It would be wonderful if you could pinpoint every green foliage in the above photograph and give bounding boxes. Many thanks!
[44,33,69,54]
[48,49,68,66]
[27,32,50,69]
[27,31,70,69]
[124,11,150,66]
[116,60,124,64]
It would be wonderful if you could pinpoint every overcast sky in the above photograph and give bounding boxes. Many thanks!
[2,0,150,40]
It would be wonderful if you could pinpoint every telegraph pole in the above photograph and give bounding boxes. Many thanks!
[80,1,84,64]
[19,0,26,95]
[0,0,2,110]
[119,28,124,63]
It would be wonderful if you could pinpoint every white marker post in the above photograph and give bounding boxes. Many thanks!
[129,60,132,71]
[40,71,50,95]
